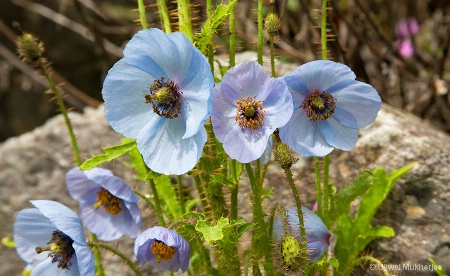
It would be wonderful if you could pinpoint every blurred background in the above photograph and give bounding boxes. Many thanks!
[0,0,449,142]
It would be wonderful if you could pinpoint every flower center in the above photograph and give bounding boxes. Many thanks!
[93,188,122,215]
[35,230,75,270]
[301,90,336,121]
[145,77,182,119]
[151,240,177,263]
[235,96,266,130]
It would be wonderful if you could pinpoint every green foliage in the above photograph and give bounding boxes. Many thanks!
[79,140,137,170]
[429,258,448,276]
[194,0,238,54]
[1,236,15,248]
[147,173,183,220]
[334,163,417,274]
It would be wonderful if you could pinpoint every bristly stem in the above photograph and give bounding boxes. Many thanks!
[229,4,236,68]
[177,175,186,214]
[321,0,328,60]
[257,0,263,65]
[39,64,81,167]
[230,160,239,220]
[269,37,276,77]
[88,241,142,276]
[136,0,148,30]
[206,0,214,76]
[148,178,166,227]
[156,0,172,33]
[177,0,193,42]
[314,157,323,218]
[323,154,330,226]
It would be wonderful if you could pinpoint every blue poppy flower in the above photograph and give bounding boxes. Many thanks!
[102,28,214,175]
[278,60,381,156]
[211,61,293,163]
[13,200,95,276]
[134,226,190,272]
[66,167,142,241]
[272,206,330,273]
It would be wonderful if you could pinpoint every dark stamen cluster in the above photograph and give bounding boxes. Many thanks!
[145,77,182,119]
[301,90,336,121]
[94,188,122,215]
[35,230,75,270]
[235,96,266,130]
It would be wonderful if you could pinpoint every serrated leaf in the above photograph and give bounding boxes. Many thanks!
[334,170,373,217]
[194,0,238,54]
[195,217,230,243]
[80,140,136,170]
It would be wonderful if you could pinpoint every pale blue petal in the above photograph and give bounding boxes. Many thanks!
[220,61,272,104]
[319,117,358,151]
[14,209,57,265]
[279,110,334,157]
[66,168,100,204]
[259,135,273,165]
[102,58,160,138]
[282,75,310,98]
[30,201,86,245]
[30,257,79,276]
[327,80,382,128]
[262,78,293,129]
[211,83,239,141]
[288,60,356,91]
[137,117,207,175]
[72,243,95,276]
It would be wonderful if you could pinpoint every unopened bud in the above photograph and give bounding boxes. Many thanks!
[16,33,45,66]
[274,142,296,169]
[264,13,281,36]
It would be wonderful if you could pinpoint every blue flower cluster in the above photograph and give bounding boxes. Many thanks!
[13,28,381,275]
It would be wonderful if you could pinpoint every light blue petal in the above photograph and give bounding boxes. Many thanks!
[318,117,358,151]
[84,168,139,203]
[211,83,239,141]
[30,200,86,246]
[220,61,272,104]
[30,257,78,276]
[137,117,207,175]
[259,135,273,165]
[66,168,100,204]
[327,79,381,128]
[282,75,310,98]
[14,208,57,265]
[279,110,334,157]
[261,78,293,130]
[102,58,161,138]
[72,243,95,276]
[288,60,356,92]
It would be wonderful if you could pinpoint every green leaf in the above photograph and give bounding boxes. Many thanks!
[195,217,230,243]
[123,138,147,181]
[329,257,339,268]
[429,258,448,276]
[194,0,238,54]
[152,175,182,219]
[80,140,137,170]
[369,225,395,238]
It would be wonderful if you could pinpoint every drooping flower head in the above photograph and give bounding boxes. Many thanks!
[102,28,214,175]
[272,206,330,274]
[66,167,141,241]
[211,61,293,163]
[14,200,95,276]
[278,60,381,156]
[134,226,190,272]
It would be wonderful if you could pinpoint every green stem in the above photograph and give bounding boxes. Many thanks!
[269,37,276,77]
[257,0,263,65]
[136,0,148,30]
[148,178,166,227]
[89,234,106,276]
[88,241,142,276]
[314,157,323,218]
[323,154,330,226]
[194,175,214,219]
[352,256,390,276]
[177,0,193,42]
[229,5,236,68]
[156,0,171,33]
[39,63,81,167]
[321,0,328,60]
[283,167,308,262]
[230,160,238,220]
[206,0,214,74]
[177,175,186,214]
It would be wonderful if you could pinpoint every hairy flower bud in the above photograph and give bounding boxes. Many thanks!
[16,33,45,66]
[264,13,281,36]
[274,142,297,169]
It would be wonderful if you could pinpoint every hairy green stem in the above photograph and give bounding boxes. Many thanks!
[156,0,171,33]
[230,160,239,220]
[136,0,148,29]
[88,241,142,276]
[257,0,263,65]
[177,175,186,214]
[206,0,214,74]
[321,0,328,60]
[229,5,236,68]
[177,0,193,42]
[323,155,330,226]
[89,234,106,276]
[314,157,323,218]
[269,38,276,77]
[148,178,166,227]
[193,175,214,219]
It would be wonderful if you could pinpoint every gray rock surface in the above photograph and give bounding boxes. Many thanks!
[1,87,449,275]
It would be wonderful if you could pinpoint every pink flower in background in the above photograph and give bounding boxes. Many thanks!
[394,18,419,58]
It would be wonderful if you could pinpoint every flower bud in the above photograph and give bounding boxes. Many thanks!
[264,13,281,36]
[274,142,296,169]
[273,206,331,273]
[16,33,45,66]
